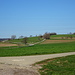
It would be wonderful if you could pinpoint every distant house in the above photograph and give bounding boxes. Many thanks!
[50,33,57,35]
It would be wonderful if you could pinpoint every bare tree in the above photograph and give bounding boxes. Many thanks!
[30,35,32,37]
[61,37,64,39]
[43,32,50,39]
[11,35,16,39]
[65,36,68,39]
[70,36,73,39]
[23,37,28,44]
[19,36,24,39]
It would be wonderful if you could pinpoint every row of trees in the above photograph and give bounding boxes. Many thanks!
[11,35,28,44]
[11,32,75,45]
[61,36,73,39]
[11,35,24,39]
[10,32,53,45]
[11,32,75,39]
[11,32,75,40]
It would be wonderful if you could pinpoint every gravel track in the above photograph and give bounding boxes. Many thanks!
[0,52,75,75]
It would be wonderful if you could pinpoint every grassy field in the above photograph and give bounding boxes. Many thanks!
[0,34,75,57]
[37,55,75,75]
[7,36,43,44]
[0,41,75,57]
[6,34,75,44]
[0,34,75,75]
[1,34,74,44]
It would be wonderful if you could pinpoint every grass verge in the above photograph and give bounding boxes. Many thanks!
[37,55,75,75]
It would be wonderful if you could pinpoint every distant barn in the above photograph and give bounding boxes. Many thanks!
[50,33,57,35]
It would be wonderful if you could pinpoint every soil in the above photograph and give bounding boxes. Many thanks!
[0,43,17,47]
[42,39,75,44]
[0,64,39,75]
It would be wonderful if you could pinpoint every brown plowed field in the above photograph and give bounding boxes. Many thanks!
[41,40,75,44]
[0,43,17,47]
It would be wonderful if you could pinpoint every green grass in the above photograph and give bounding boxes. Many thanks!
[38,55,75,75]
[28,37,43,43]
[0,41,75,57]
[7,36,43,44]
[7,34,75,43]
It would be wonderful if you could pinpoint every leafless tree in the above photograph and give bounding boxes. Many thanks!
[43,32,50,39]
[19,36,24,39]
[70,36,73,39]
[30,35,32,37]
[11,35,16,39]
[65,36,68,39]
[23,37,28,44]
[61,37,64,39]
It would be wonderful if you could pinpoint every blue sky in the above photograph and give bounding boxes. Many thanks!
[0,0,75,38]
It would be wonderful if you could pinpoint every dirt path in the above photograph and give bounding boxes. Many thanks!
[0,52,75,75]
